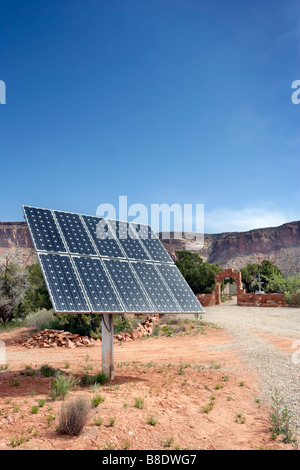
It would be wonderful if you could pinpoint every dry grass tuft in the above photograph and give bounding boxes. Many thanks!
[58,396,91,436]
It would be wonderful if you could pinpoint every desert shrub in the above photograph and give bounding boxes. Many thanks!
[270,389,295,443]
[53,313,102,338]
[0,260,28,325]
[40,364,59,377]
[134,397,145,409]
[51,372,80,400]
[19,263,52,314]
[91,395,105,408]
[82,371,107,386]
[114,315,133,334]
[58,397,91,436]
[24,309,57,331]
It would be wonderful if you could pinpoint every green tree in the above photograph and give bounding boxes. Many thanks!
[241,261,286,293]
[54,313,102,338]
[240,263,259,293]
[20,263,52,313]
[176,251,222,294]
[0,259,28,325]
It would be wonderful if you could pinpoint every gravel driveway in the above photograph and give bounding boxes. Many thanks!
[181,300,300,441]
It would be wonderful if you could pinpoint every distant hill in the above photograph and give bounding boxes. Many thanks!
[160,221,300,277]
[0,220,299,276]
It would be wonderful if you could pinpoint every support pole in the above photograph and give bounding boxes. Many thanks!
[102,314,114,380]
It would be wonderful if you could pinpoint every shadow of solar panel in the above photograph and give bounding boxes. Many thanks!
[23,206,67,253]
[54,211,98,256]
[110,220,150,261]
[72,256,123,313]
[131,261,181,313]
[156,264,205,313]
[82,215,125,259]
[103,258,154,313]
[38,253,90,313]
[130,223,173,263]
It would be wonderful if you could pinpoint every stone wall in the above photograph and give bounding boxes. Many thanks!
[196,268,300,309]
[196,293,217,307]
[237,292,300,308]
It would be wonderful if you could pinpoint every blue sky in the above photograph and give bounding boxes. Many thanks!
[0,0,299,233]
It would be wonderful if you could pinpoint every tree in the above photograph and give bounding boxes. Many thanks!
[176,251,222,294]
[264,272,300,295]
[0,258,28,325]
[19,263,52,314]
[240,263,259,293]
[241,260,286,293]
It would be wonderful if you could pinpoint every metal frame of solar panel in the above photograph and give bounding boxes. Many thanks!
[23,206,205,315]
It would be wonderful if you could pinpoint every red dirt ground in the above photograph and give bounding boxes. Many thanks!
[0,325,294,450]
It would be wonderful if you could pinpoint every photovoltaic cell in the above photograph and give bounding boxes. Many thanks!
[103,259,154,313]
[72,256,123,313]
[23,206,67,253]
[131,262,180,313]
[156,264,205,313]
[54,211,97,256]
[24,205,204,314]
[38,253,90,313]
[82,215,125,259]
[111,220,150,261]
[131,223,173,263]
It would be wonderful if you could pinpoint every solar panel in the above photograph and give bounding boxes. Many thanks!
[23,205,204,315]
[112,220,151,261]
[156,264,205,313]
[24,206,67,253]
[103,258,154,313]
[82,215,125,259]
[38,253,90,313]
[131,223,173,263]
[54,211,97,256]
[72,256,123,313]
[131,261,180,313]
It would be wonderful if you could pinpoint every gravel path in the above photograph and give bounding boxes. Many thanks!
[181,300,300,442]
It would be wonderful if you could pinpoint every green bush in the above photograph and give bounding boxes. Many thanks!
[175,251,222,294]
[25,309,57,331]
[19,264,52,314]
[40,364,59,377]
[51,372,80,400]
[53,313,102,338]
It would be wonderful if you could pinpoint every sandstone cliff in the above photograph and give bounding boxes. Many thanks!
[160,221,300,276]
[0,220,299,276]
[0,222,36,267]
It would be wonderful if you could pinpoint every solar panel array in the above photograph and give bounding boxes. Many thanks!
[23,206,204,315]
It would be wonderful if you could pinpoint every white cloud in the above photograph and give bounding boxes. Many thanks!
[204,207,298,234]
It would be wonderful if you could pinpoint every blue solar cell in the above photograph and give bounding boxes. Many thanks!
[111,220,150,261]
[24,206,204,314]
[103,259,154,313]
[72,256,123,313]
[23,206,67,253]
[130,223,173,263]
[82,215,125,259]
[54,211,97,256]
[131,262,180,313]
[38,253,90,313]
[156,264,205,313]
